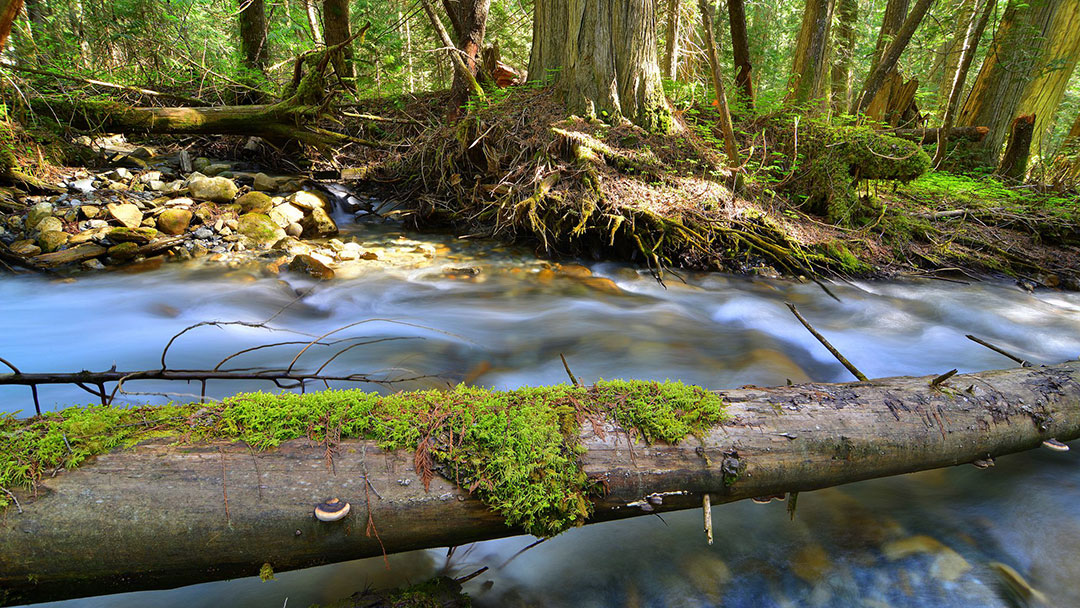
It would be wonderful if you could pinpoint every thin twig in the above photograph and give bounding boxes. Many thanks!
[1,487,22,514]
[785,303,869,381]
[560,354,579,386]
[930,369,958,387]
[965,335,1031,367]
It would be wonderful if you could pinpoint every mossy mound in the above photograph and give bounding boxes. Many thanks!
[1,380,725,537]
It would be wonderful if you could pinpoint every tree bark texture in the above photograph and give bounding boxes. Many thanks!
[934,0,977,119]
[447,0,490,114]
[529,0,670,132]
[957,0,1062,165]
[0,0,24,52]
[698,0,739,165]
[322,0,354,80]
[727,0,754,108]
[1016,0,1080,155]
[872,0,911,65]
[238,0,269,73]
[933,0,996,167]
[3,362,1080,605]
[852,0,934,117]
[997,113,1035,179]
[830,0,857,113]
[663,0,680,80]
[789,0,835,108]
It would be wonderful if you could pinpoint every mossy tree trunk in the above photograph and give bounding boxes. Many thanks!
[4,362,1080,605]
[322,0,354,80]
[830,0,857,113]
[957,0,1063,166]
[1015,0,1080,156]
[728,0,755,109]
[997,113,1035,179]
[238,0,269,74]
[933,0,996,167]
[788,0,835,109]
[529,0,672,132]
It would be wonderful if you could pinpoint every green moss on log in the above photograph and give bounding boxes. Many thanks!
[1,380,725,537]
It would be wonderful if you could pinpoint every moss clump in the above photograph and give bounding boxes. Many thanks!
[1,380,725,537]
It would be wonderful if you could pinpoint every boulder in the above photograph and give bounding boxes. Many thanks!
[289,254,335,280]
[37,230,70,253]
[286,190,329,211]
[300,207,339,238]
[253,173,278,192]
[268,203,305,228]
[285,222,303,237]
[237,213,286,248]
[187,176,238,203]
[26,202,54,230]
[157,209,193,235]
[35,216,64,234]
[236,191,273,214]
[106,203,143,229]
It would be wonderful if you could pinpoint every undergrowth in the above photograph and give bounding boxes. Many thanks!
[0,380,725,537]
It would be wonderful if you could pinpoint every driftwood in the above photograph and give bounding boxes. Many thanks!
[2,362,1079,605]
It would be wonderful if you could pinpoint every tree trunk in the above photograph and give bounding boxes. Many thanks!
[1016,0,1080,155]
[934,0,977,119]
[0,0,24,52]
[301,0,323,44]
[529,0,671,132]
[727,0,754,108]
[663,0,680,80]
[447,0,490,116]
[830,0,856,113]
[238,0,269,74]
[997,113,1035,179]
[933,0,995,167]
[789,0,835,108]
[872,0,911,65]
[3,362,1079,605]
[852,0,934,116]
[698,0,739,165]
[322,0,354,80]
[957,0,1063,166]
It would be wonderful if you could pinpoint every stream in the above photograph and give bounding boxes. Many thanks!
[4,216,1080,607]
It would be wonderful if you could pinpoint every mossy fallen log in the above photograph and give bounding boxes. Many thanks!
[2,362,1079,604]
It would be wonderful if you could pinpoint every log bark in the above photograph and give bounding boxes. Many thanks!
[3,362,1080,605]
[0,0,23,53]
[893,125,988,143]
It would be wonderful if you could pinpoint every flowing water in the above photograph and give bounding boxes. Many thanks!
[4,217,1080,607]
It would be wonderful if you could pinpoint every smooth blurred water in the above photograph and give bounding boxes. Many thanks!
[5,222,1080,607]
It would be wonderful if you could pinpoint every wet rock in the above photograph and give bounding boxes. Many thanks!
[192,157,212,172]
[203,163,232,177]
[285,222,303,237]
[286,190,329,211]
[253,172,278,192]
[35,216,64,234]
[79,205,101,220]
[300,207,338,238]
[78,219,109,231]
[70,178,95,194]
[36,230,70,253]
[157,209,193,235]
[289,253,335,280]
[11,239,41,256]
[187,176,238,203]
[269,203,305,228]
[108,226,158,244]
[581,276,622,295]
[81,258,106,271]
[106,241,139,261]
[236,191,273,214]
[679,553,731,602]
[882,535,971,582]
[558,263,592,278]
[237,213,286,247]
[26,202,54,230]
[106,202,143,229]
[272,236,314,257]
[189,241,209,257]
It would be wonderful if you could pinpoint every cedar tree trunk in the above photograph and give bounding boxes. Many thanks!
[323,0,354,79]
[789,0,835,108]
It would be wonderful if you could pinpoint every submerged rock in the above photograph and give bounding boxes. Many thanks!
[289,253,335,279]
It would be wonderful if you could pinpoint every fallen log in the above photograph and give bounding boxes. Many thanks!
[2,362,1079,605]
[888,125,989,144]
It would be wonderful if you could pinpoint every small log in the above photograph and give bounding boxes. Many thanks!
[889,126,989,144]
[2,362,1079,604]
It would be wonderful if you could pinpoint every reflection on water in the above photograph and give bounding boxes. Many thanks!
[4,221,1080,607]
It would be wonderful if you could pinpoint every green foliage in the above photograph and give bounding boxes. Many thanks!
[1,381,725,537]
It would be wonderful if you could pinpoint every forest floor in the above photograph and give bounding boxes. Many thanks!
[1,85,1077,289]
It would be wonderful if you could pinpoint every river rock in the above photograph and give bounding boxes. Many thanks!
[79,205,101,220]
[269,203,305,228]
[192,157,212,172]
[157,209,193,235]
[11,239,41,256]
[882,535,970,582]
[300,207,338,238]
[70,178,95,194]
[790,544,831,584]
[285,222,303,237]
[272,236,314,257]
[26,202,54,230]
[286,190,329,211]
[37,230,70,253]
[237,213,286,247]
[187,176,238,203]
[236,191,273,214]
[289,254,335,280]
[253,172,278,192]
[106,203,143,229]
[203,163,232,177]
[78,219,109,231]
[35,216,64,234]
[108,227,158,244]
[68,227,109,245]
[107,241,139,261]
[192,227,213,239]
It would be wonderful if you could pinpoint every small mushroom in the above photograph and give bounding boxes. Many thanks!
[314,498,351,522]
[1042,438,1069,452]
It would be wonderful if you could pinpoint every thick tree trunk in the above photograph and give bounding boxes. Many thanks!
[529,0,671,132]
[957,0,1063,166]
[997,113,1035,179]
[727,0,754,108]
[933,0,995,167]
[447,0,490,116]
[830,0,857,113]
[3,362,1080,605]
[789,0,835,108]
[238,0,269,74]
[0,0,24,52]
[323,0,354,80]
[1016,0,1080,155]
[852,0,934,117]
[663,0,680,80]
